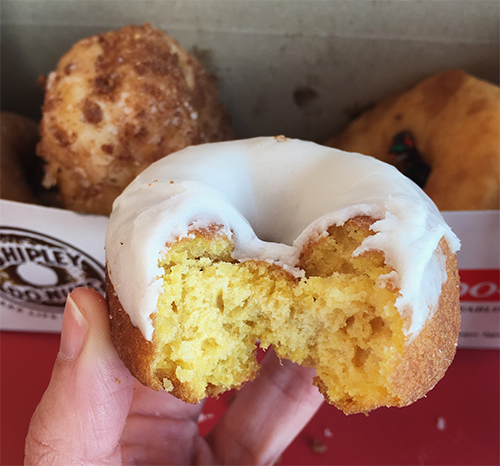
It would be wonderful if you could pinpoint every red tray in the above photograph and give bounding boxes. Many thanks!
[1,331,498,465]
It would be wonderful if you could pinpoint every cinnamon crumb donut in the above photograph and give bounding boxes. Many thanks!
[105,137,461,414]
[37,23,233,215]
[326,70,500,211]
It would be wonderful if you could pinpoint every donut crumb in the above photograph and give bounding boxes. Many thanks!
[324,427,333,438]
[437,416,446,431]
[311,438,327,454]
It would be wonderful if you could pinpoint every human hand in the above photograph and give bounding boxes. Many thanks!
[25,287,324,465]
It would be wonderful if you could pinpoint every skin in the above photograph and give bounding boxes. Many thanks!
[24,288,324,465]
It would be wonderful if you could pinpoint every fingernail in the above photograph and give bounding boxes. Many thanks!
[59,295,89,360]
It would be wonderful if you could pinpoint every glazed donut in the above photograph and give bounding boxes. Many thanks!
[105,137,460,415]
[326,70,500,211]
[1,112,39,204]
[37,23,233,215]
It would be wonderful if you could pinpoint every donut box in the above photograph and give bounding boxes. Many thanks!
[0,0,499,349]
[441,211,499,348]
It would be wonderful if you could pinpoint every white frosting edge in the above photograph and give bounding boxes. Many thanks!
[105,137,460,342]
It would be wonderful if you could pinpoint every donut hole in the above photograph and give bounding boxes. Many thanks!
[38,24,233,215]
[153,219,405,411]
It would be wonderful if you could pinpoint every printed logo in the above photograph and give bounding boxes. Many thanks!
[459,269,500,302]
[0,227,105,317]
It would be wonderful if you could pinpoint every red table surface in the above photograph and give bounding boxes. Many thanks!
[1,330,499,466]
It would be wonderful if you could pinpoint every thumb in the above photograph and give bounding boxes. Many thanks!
[25,287,134,465]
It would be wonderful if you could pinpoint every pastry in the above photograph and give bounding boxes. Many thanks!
[37,23,233,215]
[326,70,500,211]
[105,136,460,414]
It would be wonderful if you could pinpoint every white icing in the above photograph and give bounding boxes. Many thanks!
[106,137,460,341]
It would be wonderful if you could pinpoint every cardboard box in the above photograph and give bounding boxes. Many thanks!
[1,0,499,347]
[442,211,500,348]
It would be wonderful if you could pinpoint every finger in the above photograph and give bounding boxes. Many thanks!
[127,379,203,420]
[25,288,134,465]
[121,421,216,466]
[206,349,324,465]
[120,381,207,465]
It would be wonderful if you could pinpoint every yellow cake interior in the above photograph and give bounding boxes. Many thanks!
[153,219,405,411]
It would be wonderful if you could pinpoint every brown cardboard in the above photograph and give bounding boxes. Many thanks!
[1,0,499,346]
[2,0,499,140]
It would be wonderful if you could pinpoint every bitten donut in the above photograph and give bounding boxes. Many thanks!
[105,137,460,415]
[326,70,500,211]
[37,23,233,215]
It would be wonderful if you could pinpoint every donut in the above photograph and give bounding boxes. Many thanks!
[326,70,500,211]
[105,136,460,415]
[1,112,39,204]
[37,23,233,215]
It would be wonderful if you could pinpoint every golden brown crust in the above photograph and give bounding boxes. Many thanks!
[38,23,233,215]
[388,238,460,406]
[106,269,160,390]
[107,268,208,402]
[326,70,500,211]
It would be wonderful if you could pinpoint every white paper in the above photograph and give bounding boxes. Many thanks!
[0,200,108,332]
